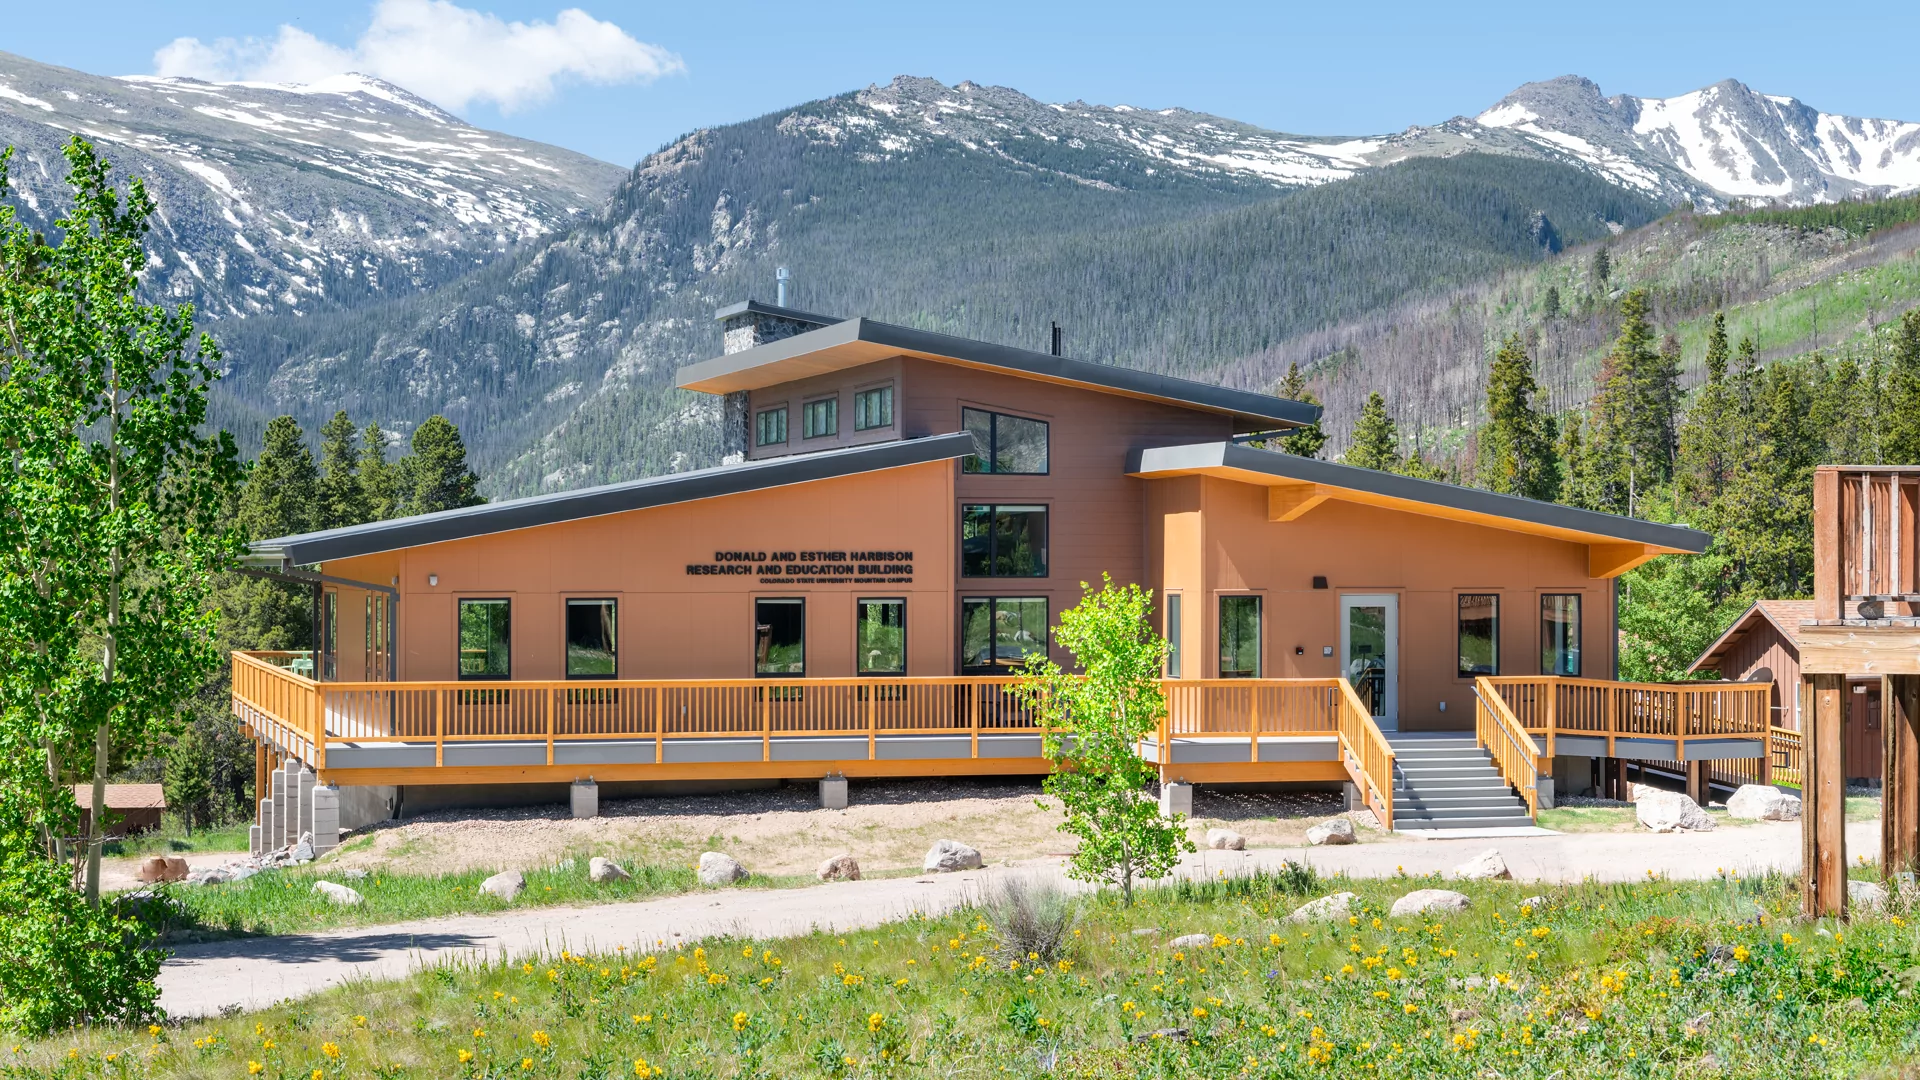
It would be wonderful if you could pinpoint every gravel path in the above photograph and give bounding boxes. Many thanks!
[158,817,1875,1019]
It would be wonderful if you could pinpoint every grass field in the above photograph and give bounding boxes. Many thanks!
[101,820,253,860]
[26,867,1920,1078]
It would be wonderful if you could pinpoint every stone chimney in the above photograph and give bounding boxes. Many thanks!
[715,300,841,463]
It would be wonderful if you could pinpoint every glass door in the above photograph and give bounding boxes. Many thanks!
[1340,594,1398,729]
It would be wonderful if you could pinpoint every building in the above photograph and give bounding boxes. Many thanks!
[1689,598,1881,782]
[71,783,167,837]
[234,301,1757,831]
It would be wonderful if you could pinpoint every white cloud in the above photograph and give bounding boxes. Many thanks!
[152,0,684,113]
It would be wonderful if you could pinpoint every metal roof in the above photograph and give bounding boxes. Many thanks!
[676,316,1320,432]
[248,432,976,567]
[1128,442,1711,554]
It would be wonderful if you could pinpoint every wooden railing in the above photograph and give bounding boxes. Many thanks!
[1769,725,1805,787]
[1814,465,1920,621]
[1484,675,1770,757]
[1334,679,1396,830]
[235,654,1398,824]
[1473,677,1542,816]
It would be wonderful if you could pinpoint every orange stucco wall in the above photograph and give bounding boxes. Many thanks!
[1148,475,1616,732]
[322,459,956,682]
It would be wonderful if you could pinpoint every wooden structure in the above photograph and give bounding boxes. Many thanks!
[1801,466,1920,916]
[1472,676,1772,812]
[1690,599,1883,781]
[71,783,167,836]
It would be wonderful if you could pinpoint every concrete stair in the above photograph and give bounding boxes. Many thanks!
[1386,734,1533,830]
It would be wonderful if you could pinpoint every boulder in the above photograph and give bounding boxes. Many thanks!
[1305,818,1356,846]
[1849,879,1889,911]
[338,868,369,881]
[138,856,189,883]
[1632,785,1715,833]
[289,836,316,864]
[923,839,983,873]
[312,880,362,906]
[698,852,748,886]
[1518,895,1547,910]
[1167,933,1213,950]
[589,857,630,884]
[479,870,526,902]
[1205,828,1246,851]
[1286,891,1358,923]
[1390,889,1472,918]
[1453,848,1511,881]
[816,854,861,882]
[1724,784,1801,822]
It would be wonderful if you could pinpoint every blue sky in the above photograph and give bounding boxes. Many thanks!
[8,1,1920,167]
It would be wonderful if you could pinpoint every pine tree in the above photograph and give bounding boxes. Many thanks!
[1591,246,1611,287]
[1542,285,1561,320]
[1344,391,1401,472]
[1272,363,1328,458]
[401,415,484,515]
[1885,311,1920,464]
[360,422,399,520]
[315,410,362,531]
[1475,333,1559,500]
[1676,313,1737,509]
[1556,413,1598,511]
[236,416,317,541]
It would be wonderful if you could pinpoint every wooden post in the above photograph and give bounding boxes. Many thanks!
[1614,757,1629,801]
[1884,674,1920,876]
[1804,673,1848,917]
[1813,468,1843,621]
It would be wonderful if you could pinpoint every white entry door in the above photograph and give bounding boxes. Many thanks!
[1340,594,1398,729]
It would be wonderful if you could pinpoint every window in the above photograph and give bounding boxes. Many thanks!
[802,397,838,439]
[856,598,907,675]
[960,597,1048,673]
[458,599,511,679]
[960,504,1048,577]
[755,406,787,447]
[1542,594,1582,676]
[1165,593,1183,678]
[1219,595,1261,678]
[960,407,1048,474]
[755,598,805,676]
[854,386,894,431]
[566,599,617,678]
[1458,594,1500,677]
[323,592,337,680]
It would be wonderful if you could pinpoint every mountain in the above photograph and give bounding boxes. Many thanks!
[0,50,625,320]
[1475,76,1920,208]
[203,90,1658,494]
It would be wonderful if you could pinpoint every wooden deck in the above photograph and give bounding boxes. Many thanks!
[232,653,1401,827]
[1472,675,1775,806]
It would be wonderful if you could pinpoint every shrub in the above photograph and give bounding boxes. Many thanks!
[982,878,1077,963]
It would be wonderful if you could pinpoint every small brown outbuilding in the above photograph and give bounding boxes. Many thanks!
[70,783,167,837]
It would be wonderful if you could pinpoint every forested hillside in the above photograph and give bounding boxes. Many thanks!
[211,110,1657,495]
[1254,195,1920,460]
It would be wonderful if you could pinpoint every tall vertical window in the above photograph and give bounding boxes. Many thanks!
[960,505,1048,577]
[960,597,1047,673]
[856,598,907,675]
[1458,594,1500,677]
[802,397,838,439]
[960,408,1049,474]
[1165,593,1183,678]
[323,592,337,680]
[854,385,894,430]
[458,599,511,679]
[366,594,388,681]
[755,598,805,676]
[755,406,787,447]
[565,599,617,678]
[1219,595,1262,678]
[1542,594,1582,676]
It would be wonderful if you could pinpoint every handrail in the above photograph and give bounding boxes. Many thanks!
[1769,725,1805,788]
[1473,676,1542,817]
[1334,678,1395,830]
[1481,674,1770,757]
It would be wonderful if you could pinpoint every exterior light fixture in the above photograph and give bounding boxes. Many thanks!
[428,574,439,587]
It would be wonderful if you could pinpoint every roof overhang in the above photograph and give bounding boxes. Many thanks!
[676,317,1319,433]
[1687,601,1768,675]
[249,433,976,567]
[1128,442,1709,578]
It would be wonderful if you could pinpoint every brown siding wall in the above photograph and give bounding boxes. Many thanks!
[323,460,957,682]
[1712,618,1803,730]
[746,358,906,460]
[1155,475,1617,732]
